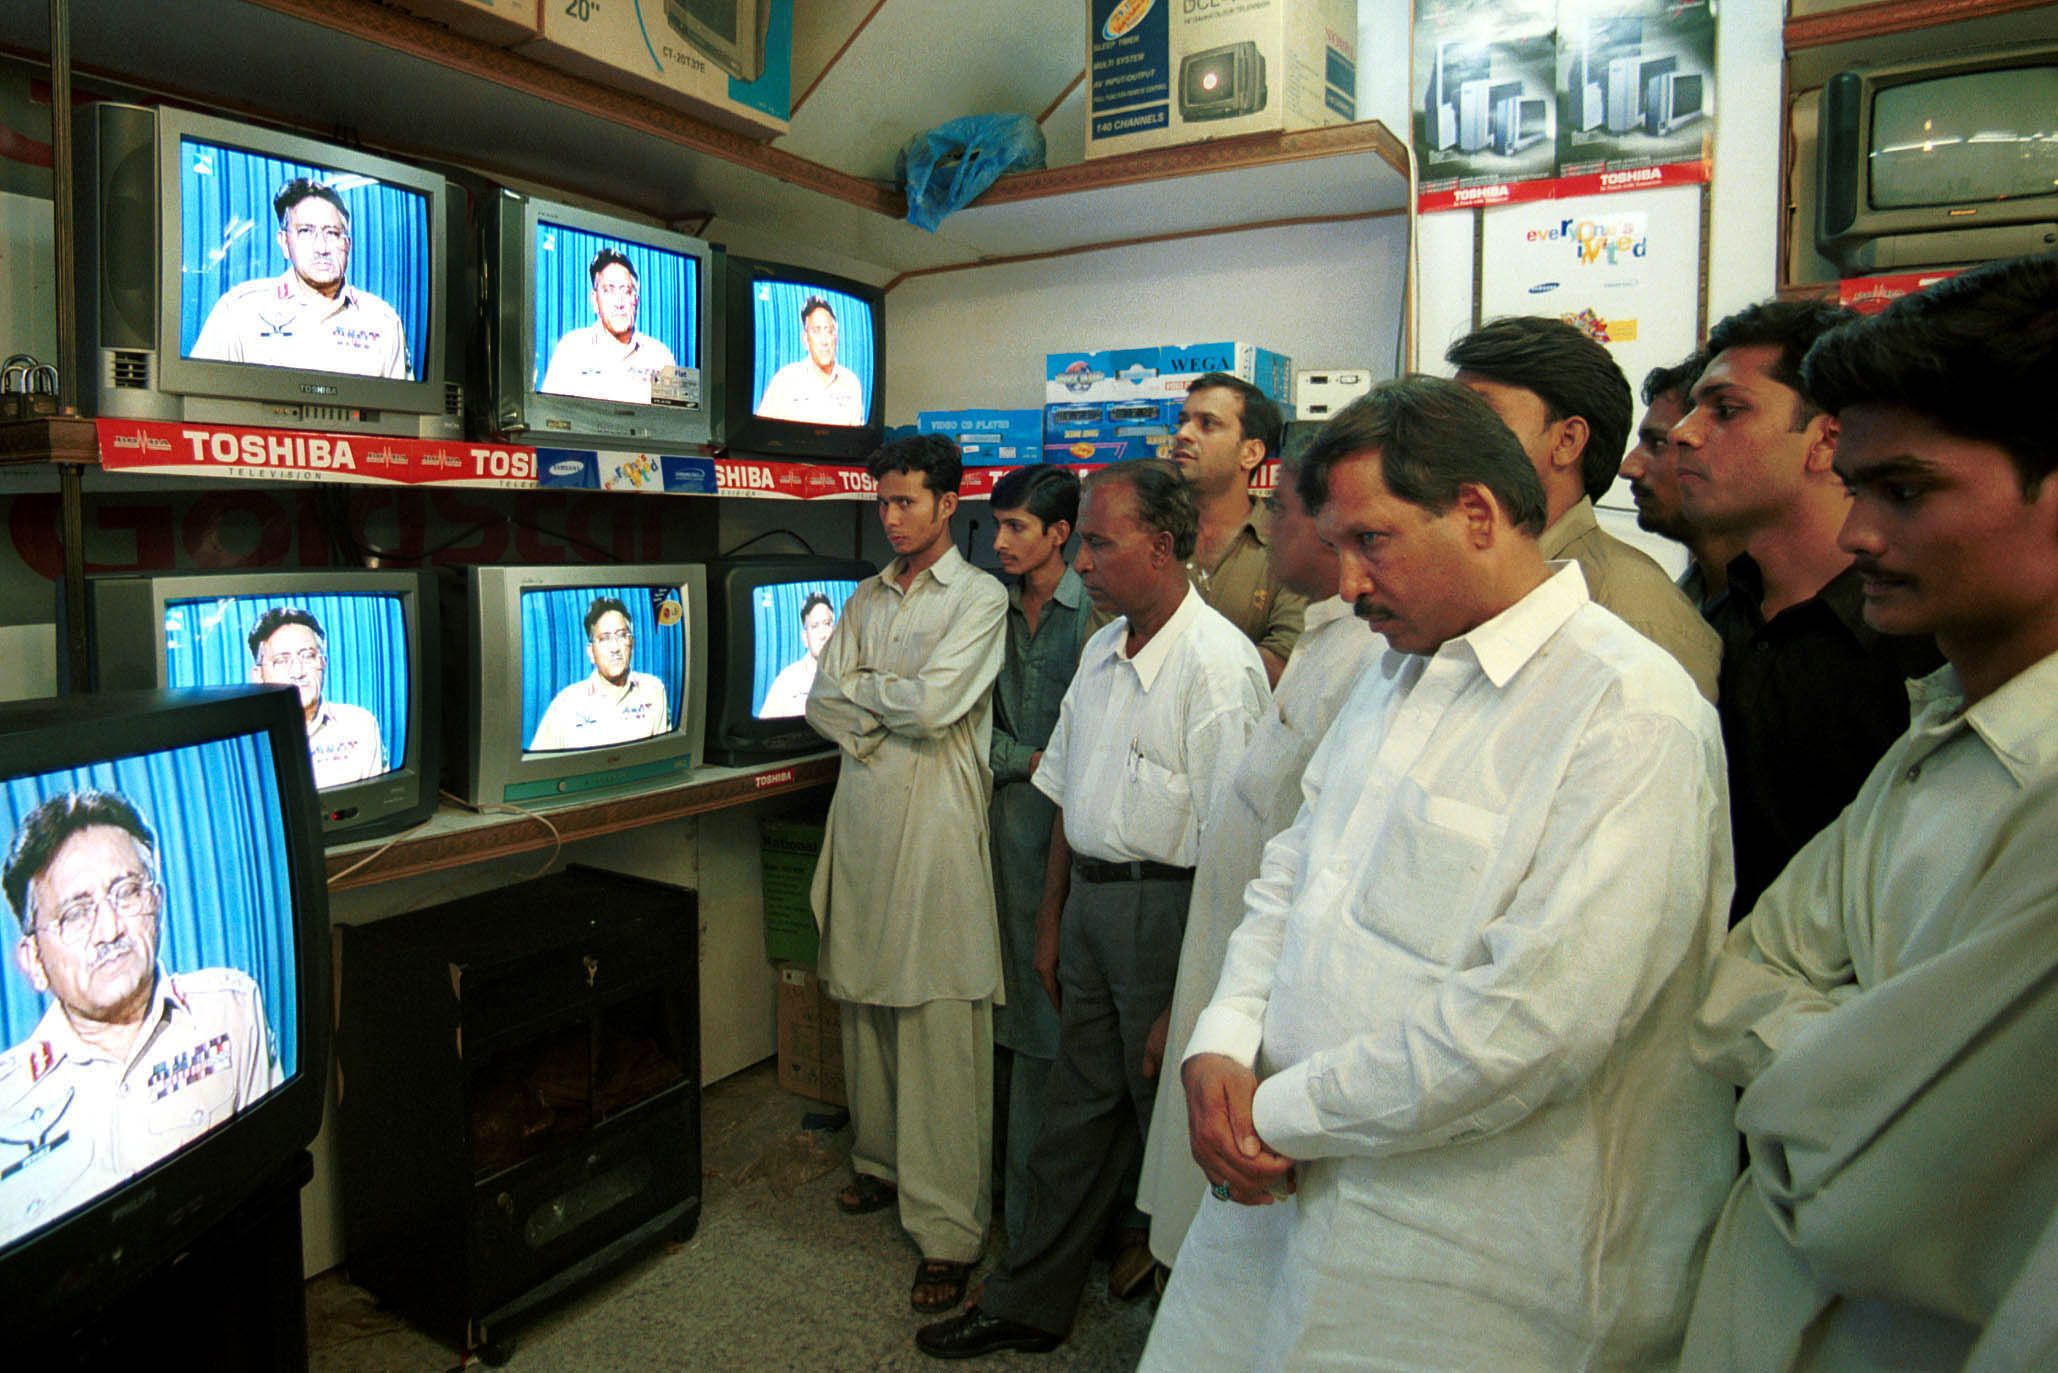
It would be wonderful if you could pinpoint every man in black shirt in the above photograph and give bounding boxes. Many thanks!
[1671,300,1941,919]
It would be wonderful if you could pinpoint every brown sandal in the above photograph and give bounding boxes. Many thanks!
[911,1257,972,1313]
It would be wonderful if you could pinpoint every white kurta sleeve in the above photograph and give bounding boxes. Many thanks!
[1249,707,1726,1161]
[840,577,1005,739]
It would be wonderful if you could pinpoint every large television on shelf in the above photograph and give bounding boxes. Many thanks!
[711,250,885,461]
[73,102,462,437]
[1818,42,2058,273]
[701,555,875,765]
[443,564,709,806]
[76,570,439,845]
[481,188,715,451]
[0,686,329,1335]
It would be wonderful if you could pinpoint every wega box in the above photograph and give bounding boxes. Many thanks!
[1140,341,1295,411]
[1086,0,1357,159]
[525,0,792,139]
[387,0,538,45]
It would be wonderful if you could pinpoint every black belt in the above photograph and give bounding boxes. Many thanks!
[1073,858,1195,884]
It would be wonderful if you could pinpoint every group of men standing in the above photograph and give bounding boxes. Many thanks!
[802,251,2058,1371]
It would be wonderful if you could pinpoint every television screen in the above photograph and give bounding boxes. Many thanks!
[1870,68,2058,210]
[177,134,431,384]
[749,279,877,427]
[520,586,689,754]
[748,578,862,719]
[159,594,408,792]
[0,729,297,1250]
[532,219,702,410]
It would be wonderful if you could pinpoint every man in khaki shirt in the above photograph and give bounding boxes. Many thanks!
[1170,372,1307,685]
[1450,317,1721,700]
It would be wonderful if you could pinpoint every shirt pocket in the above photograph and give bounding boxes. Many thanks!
[1121,747,1194,863]
[1359,779,1508,968]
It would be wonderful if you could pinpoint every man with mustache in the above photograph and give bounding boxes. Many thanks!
[1616,352,1740,608]
[0,791,281,1246]
[528,596,671,752]
[1141,377,1733,1371]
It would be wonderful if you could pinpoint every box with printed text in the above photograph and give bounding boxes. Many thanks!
[524,0,792,139]
[388,0,538,44]
[918,409,1044,467]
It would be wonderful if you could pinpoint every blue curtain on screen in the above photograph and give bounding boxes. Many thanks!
[518,585,687,747]
[161,594,409,779]
[0,733,299,1077]
[749,579,862,715]
[531,221,700,391]
[750,281,876,421]
[178,137,431,380]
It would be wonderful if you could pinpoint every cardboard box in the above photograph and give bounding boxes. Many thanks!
[1295,366,1373,419]
[760,817,823,966]
[1086,0,1357,159]
[1045,346,1164,405]
[524,0,792,139]
[1140,341,1295,408]
[1042,397,1179,466]
[776,964,845,1105]
[388,0,538,45]
[918,409,1044,467]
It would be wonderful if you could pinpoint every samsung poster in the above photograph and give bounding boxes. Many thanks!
[1416,0,1560,211]
[1555,0,1715,190]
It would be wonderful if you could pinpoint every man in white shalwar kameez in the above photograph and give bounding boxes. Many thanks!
[1143,378,1736,1372]
[806,434,1008,1313]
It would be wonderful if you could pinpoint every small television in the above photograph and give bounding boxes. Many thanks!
[1818,42,2058,273]
[73,102,463,438]
[0,686,329,1334]
[481,188,715,451]
[711,250,886,461]
[701,555,876,765]
[76,570,439,845]
[444,564,709,806]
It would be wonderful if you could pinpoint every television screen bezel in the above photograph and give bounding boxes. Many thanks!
[487,188,716,451]
[452,563,711,806]
[0,686,330,1335]
[712,250,887,462]
[78,569,440,846]
[147,104,454,418]
[702,555,876,765]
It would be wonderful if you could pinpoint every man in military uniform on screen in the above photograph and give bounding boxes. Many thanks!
[755,295,866,425]
[248,607,385,789]
[0,791,282,1247]
[529,596,671,752]
[189,177,413,380]
[539,248,680,405]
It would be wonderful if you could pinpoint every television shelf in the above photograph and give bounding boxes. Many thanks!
[324,753,838,892]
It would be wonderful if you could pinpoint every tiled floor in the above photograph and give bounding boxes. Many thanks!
[307,1059,1156,1370]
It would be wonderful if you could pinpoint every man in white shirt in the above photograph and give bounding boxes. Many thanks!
[1136,443,1380,1274]
[916,459,1267,1360]
[1681,252,2058,1372]
[756,592,836,718]
[528,597,670,752]
[755,296,866,425]
[1143,377,1735,1372]
[806,435,1008,1315]
[246,607,385,788]
[539,248,679,405]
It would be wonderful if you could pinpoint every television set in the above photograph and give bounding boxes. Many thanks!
[0,686,329,1335]
[1817,42,2058,273]
[73,102,462,438]
[663,0,774,82]
[711,250,886,461]
[480,188,715,452]
[443,565,709,806]
[701,555,876,765]
[76,570,439,845]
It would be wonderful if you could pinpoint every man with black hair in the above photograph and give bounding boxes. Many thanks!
[757,295,865,424]
[1671,298,1942,917]
[756,591,837,718]
[540,247,679,404]
[191,176,411,379]
[247,606,385,788]
[0,791,281,1246]
[1618,352,1741,606]
[529,596,670,751]
[807,434,1008,1315]
[917,459,1266,1360]
[1141,377,1732,1371]
[1683,253,2058,1372]
[1449,316,1721,699]
[984,463,1096,1250]
[1172,372,1306,685]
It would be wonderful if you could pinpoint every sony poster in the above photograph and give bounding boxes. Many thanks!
[1415,0,1560,211]
[1555,0,1715,189]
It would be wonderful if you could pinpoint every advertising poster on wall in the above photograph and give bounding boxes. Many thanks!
[1415,0,1561,212]
[1478,185,1703,509]
[1554,0,1715,195]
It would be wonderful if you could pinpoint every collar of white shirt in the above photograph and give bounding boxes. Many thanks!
[1449,561,1591,688]
[1302,595,1354,633]
[1114,582,1205,693]
[882,541,968,593]
[1908,644,2058,786]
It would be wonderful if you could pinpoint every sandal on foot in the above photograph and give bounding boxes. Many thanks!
[836,1174,898,1215]
[911,1257,973,1314]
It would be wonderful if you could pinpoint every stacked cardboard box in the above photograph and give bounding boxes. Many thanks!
[917,409,1044,467]
[776,965,845,1105]
[1043,342,1294,464]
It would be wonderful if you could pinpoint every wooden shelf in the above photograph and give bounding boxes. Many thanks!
[1783,0,2058,89]
[324,753,837,891]
[1785,0,2055,51]
[0,416,98,467]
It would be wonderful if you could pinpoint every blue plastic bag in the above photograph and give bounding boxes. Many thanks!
[896,115,1046,233]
